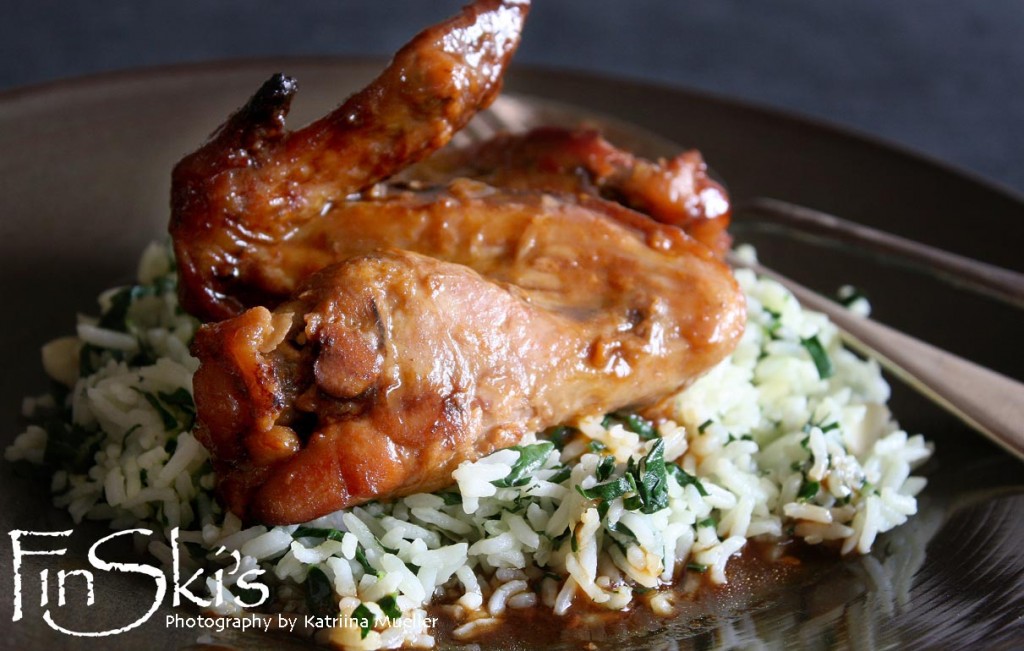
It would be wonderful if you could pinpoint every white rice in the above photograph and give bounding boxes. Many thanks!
[4,242,932,649]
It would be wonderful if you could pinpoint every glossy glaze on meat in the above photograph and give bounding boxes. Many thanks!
[403,127,733,256]
[192,190,745,523]
[172,0,746,524]
[171,0,530,321]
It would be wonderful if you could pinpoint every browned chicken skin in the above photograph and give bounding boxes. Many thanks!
[173,0,746,524]
[403,127,733,256]
[171,0,530,321]
[192,191,745,523]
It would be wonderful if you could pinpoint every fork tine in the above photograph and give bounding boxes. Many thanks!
[463,110,499,145]
[484,98,530,133]
[459,97,537,147]
[449,130,476,148]
[457,113,497,147]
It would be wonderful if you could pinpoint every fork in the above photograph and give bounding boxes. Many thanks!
[735,197,1024,309]
[458,95,1024,460]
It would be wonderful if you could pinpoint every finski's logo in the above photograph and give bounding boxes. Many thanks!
[9,528,269,637]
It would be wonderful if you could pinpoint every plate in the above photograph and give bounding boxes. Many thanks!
[0,60,1021,650]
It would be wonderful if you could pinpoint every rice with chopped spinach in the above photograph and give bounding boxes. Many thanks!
[6,242,931,648]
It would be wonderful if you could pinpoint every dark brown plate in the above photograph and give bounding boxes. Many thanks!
[1,60,1021,650]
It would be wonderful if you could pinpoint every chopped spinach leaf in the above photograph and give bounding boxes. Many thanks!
[803,416,839,435]
[158,387,194,410]
[159,388,196,431]
[378,594,402,620]
[98,286,139,332]
[600,411,659,440]
[667,464,708,496]
[629,439,668,514]
[354,545,379,577]
[612,411,659,440]
[43,421,102,474]
[120,423,141,446]
[763,307,783,336]
[801,336,834,379]
[543,425,578,449]
[439,492,462,506]
[305,567,337,618]
[797,480,820,501]
[492,441,554,488]
[606,519,637,541]
[134,389,178,431]
[596,455,616,481]
[622,492,642,512]
[548,466,572,484]
[576,474,634,502]
[576,440,678,516]
[351,603,378,639]
[293,526,345,542]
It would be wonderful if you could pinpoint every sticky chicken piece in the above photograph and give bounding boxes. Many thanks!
[193,244,744,524]
[169,0,734,323]
[404,127,732,255]
[176,0,748,525]
[171,0,530,321]
[212,181,737,319]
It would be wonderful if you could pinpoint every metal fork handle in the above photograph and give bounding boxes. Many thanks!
[736,197,1024,309]
[730,254,1024,461]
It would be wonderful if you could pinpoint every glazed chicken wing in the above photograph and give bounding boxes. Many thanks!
[171,0,530,321]
[173,0,746,525]
[170,0,734,323]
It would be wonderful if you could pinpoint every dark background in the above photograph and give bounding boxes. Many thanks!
[3,0,1024,196]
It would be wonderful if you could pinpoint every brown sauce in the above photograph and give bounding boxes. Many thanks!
[431,539,841,649]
